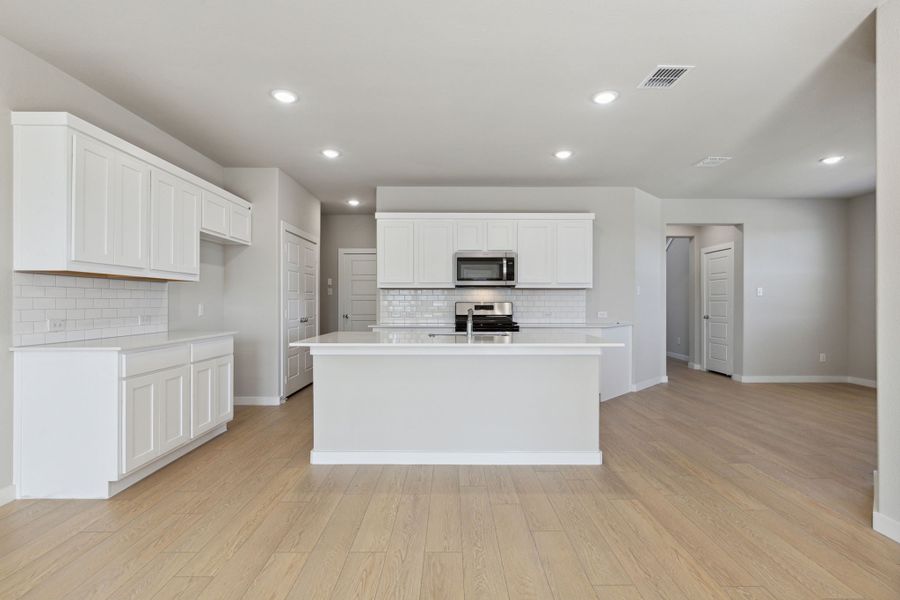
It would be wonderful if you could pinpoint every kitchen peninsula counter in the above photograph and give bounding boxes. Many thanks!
[291,332,622,465]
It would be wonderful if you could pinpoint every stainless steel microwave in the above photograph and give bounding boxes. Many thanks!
[454,252,516,287]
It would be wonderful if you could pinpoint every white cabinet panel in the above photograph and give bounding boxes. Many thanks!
[485,220,517,251]
[122,373,159,473]
[516,221,555,285]
[71,133,116,265]
[415,221,454,287]
[556,220,593,286]
[455,221,485,251]
[214,356,234,425]
[201,190,230,236]
[151,171,200,276]
[191,358,216,438]
[377,220,416,286]
[229,204,251,243]
[115,153,150,269]
[158,366,190,454]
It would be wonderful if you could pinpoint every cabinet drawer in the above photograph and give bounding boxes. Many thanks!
[191,337,233,362]
[121,344,190,378]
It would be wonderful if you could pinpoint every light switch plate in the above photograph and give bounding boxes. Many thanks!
[197,303,205,317]
[819,353,827,363]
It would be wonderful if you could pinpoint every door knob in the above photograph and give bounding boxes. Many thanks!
[342,314,351,319]
[703,315,710,320]
[300,317,309,323]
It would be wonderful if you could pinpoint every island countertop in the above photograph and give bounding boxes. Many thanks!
[291,331,624,356]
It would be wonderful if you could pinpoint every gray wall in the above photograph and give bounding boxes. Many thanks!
[666,237,691,359]
[876,0,900,535]
[320,214,377,334]
[168,242,226,331]
[633,189,666,386]
[0,34,225,500]
[664,198,847,379]
[848,193,876,382]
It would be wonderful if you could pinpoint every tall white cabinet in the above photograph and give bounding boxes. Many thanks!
[12,112,251,281]
[376,213,594,289]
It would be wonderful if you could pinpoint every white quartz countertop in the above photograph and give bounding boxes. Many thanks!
[10,330,237,352]
[292,331,624,356]
[370,322,632,329]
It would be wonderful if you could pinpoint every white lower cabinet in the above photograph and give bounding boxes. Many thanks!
[13,333,234,499]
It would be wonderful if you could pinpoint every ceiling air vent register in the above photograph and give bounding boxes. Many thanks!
[694,156,732,168]
[639,65,695,89]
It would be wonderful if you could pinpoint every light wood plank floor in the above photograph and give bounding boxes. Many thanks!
[2,359,898,599]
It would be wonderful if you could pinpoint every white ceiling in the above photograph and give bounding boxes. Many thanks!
[0,0,878,213]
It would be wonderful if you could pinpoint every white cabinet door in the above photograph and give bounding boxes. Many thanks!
[555,220,593,286]
[415,221,454,286]
[377,220,416,286]
[213,355,233,425]
[455,221,485,251]
[200,190,230,236]
[122,372,160,473]
[158,365,190,454]
[71,133,116,265]
[516,221,555,286]
[230,204,251,243]
[486,220,517,251]
[150,170,200,275]
[191,358,216,438]
[114,153,150,269]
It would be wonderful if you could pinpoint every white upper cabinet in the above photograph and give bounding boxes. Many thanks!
[150,170,199,276]
[516,221,556,286]
[71,133,117,266]
[555,220,593,286]
[455,221,485,251]
[376,213,593,289]
[485,220,517,251]
[12,112,251,281]
[415,221,454,287]
[377,219,416,286]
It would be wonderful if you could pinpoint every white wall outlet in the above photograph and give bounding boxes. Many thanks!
[197,303,205,317]
[819,353,827,363]
[138,314,152,325]
[47,319,65,332]
[597,311,608,319]
[327,288,333,296]
[757,287,764,297]
[636,285,642,296]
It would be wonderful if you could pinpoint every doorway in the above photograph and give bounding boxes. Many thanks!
[281,223,319,398]
[337,249,377,332]
[664,224,743,379]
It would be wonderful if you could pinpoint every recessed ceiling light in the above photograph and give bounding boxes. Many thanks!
[819,155,845,165]
[321,149,341,159]
[592,90,619,105]
[270,89,298,104]
[554,150,574,160]
[347,199,360,207]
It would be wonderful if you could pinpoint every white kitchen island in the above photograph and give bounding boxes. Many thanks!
[291,331,623,465]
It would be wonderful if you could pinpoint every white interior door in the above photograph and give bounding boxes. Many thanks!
[339,250,377,331]
[283,229,318,397]
[703,245,734,376]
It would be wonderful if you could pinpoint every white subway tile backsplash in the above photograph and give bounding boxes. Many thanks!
[12,272,168,346]
[378,288,586,325]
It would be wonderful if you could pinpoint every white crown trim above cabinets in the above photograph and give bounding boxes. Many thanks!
[12,112,251,282]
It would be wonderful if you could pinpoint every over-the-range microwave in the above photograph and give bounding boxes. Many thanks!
[454,252,516,287]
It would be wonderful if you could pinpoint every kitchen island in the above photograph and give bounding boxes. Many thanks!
[291,331,623,465]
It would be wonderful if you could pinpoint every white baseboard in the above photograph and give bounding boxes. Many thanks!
[873,510,900,544]
[234,395,282,406]
[631,376,668,392]
[0,484,15,506]
[310,450,602,466]
[847,376,877,388]
[666,352,689,362]
[688,362,703,371]
[735,375,877,386]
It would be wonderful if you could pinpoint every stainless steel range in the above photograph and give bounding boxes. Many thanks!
[454,302,519,333]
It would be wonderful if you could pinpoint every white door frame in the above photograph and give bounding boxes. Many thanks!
[700,241,734,374]
[337,248,376,332]
[280,221,319,400]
